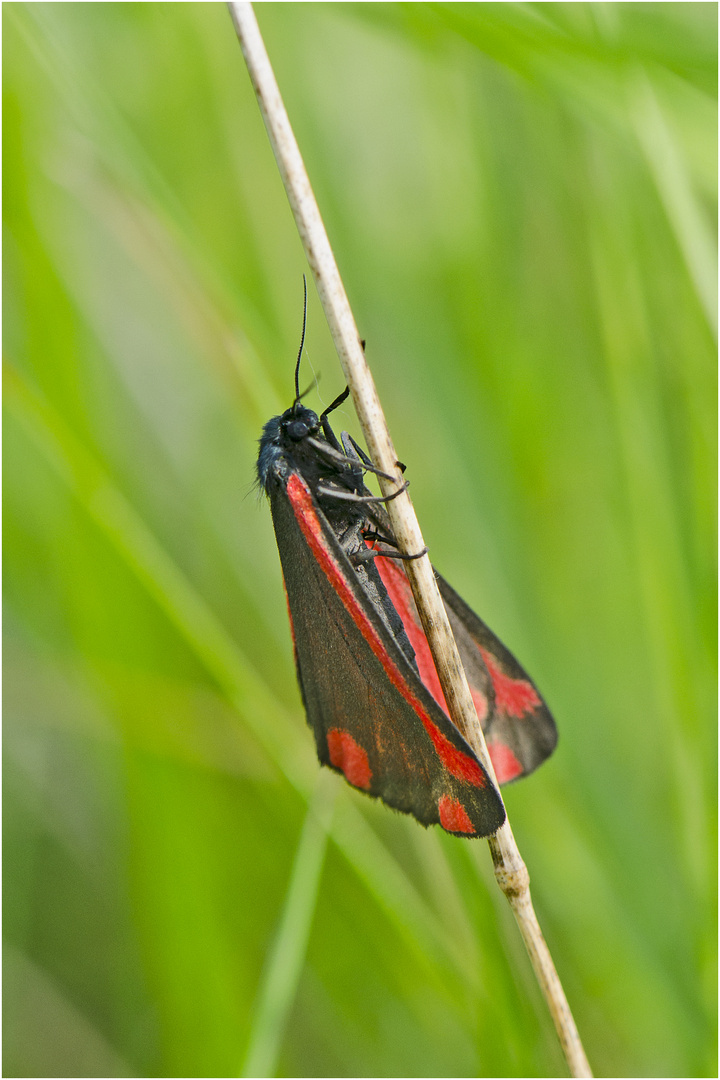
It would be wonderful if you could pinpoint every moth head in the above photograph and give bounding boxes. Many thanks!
[281,403,320,442]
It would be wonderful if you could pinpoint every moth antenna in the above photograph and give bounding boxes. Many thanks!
[293,274,308,411]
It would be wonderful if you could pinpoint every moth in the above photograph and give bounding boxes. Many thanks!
[257,302,556,838]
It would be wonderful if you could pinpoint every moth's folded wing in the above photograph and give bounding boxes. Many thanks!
[270,478,505,837]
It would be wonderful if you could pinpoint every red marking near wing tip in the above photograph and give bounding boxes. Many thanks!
[480,648,541,718]
[287,476,486,788]
[438,794,476,835]
[327,729,372,790]
[488,742,523,784]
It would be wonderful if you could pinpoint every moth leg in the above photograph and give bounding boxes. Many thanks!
[361,529,428,562]
[319,387,350,452]
[305,436,397,484]
[342,432,373,469]
[341,432,406,482]
[370,546,428,562]
[315,480,409,505]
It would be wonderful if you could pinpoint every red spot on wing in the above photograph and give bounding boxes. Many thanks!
[438,794,476,835]
[287,476,486,789]
[480,649,541,718]
[469,686,489,723]
[327,729,372,790]
[488,742,523,783]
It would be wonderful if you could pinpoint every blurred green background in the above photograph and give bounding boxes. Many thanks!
[3,3,716,1077]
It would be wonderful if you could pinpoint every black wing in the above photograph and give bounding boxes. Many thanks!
[268,473,505,838]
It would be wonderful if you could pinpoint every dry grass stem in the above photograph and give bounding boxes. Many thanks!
[229,3,592,1075]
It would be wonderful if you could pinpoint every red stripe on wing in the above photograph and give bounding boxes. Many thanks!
[377,556,489,721]
[286,475,486,789]
[374,556,449,712]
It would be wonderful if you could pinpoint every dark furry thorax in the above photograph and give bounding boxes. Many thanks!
[256,403,321,492]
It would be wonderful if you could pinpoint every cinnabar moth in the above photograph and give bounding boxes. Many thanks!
[257,298,557,839]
